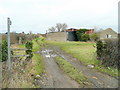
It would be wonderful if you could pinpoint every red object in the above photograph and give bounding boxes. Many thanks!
[66,28,94,34]
[85,29,94,35]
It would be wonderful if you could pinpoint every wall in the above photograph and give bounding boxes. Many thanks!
[46,32,67,41]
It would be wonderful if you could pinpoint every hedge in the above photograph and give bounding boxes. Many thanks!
[0,40,8,62]
[96,38,119,68]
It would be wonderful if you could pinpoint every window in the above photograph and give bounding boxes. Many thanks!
[106,34,112,38]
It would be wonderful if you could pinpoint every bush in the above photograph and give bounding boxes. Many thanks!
[25,41,33,50]
[25,41,33,59]
[96,39,119,68]
[90,33,98,41]
[96,40,106,58]
[0,40,8,62]
[76,29,88,41]
[81,34,90,42]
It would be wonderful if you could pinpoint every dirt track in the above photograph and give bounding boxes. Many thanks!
[41,49,80,88]
[40,46,118,88]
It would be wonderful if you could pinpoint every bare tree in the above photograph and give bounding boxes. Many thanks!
[48,27,56,32]
[56,23,62,32]
[56,23,67,32]
[48,23,68,33]
[61,23,68,32]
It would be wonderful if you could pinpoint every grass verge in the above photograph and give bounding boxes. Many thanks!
[19,44,25,48]
[9,37,45,88]
[32,38,45,52]
[30,53,45,76]
[46,41,118,77]
[54,56,91,87]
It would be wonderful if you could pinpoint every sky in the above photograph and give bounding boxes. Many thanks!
[0,0,119,34]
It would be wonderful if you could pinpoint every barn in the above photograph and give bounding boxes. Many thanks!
[46,28,94,41]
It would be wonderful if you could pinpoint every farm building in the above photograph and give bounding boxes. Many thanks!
[66,28,78,41]
[46,28,94,41]
[97,28,118,40]
[66,28,94,41]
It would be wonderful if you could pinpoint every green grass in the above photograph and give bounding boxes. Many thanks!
[54,56,91,86]
[18,44,25,48]
[30,53,45,76]
[46,41,118,77]
[30,37,45,76]
[32,38,45,52]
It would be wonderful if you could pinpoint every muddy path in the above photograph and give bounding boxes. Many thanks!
[40,46,118,88]
[40,49,80,88]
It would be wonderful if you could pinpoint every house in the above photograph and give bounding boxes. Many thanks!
[97,28,118,40]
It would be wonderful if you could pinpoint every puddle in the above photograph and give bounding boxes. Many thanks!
[42,49,57,58]
[45,55,51,58]
[41,50,53,53]
[50,54,57,57]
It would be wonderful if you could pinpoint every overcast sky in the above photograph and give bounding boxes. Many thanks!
[0,0,119,34]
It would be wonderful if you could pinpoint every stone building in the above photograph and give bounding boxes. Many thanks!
[97,28,118,40]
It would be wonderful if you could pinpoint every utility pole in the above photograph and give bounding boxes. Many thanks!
[7,17,12,72]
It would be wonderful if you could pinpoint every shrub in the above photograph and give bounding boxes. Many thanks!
[25,41,33,50]
[90,33,98,41]
[96,39,119,68]
[76,29,88,41]
[96,40,106,59]
[0,40,8,62]
[25,41,33,59]
[81,34,90,42]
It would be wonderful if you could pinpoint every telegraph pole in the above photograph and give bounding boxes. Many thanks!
[7,17,12,72]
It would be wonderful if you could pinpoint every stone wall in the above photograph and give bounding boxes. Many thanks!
[46,32,67,41]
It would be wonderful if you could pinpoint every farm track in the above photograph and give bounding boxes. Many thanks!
[40,45,118,88]
[40,49,80,88]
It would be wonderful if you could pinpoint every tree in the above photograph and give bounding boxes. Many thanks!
[48,27,56,32]
[90,33,99,41]
[56,23,62,32]
[76,29,88,41]
[61,23,68,32]
[56,23,68,32]
[81,34,90,41]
